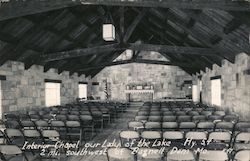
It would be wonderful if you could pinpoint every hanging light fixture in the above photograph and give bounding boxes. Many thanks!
[103,24,115,41]
[103,10,115,41]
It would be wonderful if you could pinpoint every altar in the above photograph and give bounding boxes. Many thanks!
[125,84,154,102]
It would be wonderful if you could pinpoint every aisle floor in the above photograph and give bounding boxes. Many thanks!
[68,104,140,161]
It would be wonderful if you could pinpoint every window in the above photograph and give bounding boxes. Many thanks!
[45,82,61,107]
[211,78,221,106]
[79,84,87,99]
[192,85,199,102]
[0,76,6,119]
[199,80,202,92]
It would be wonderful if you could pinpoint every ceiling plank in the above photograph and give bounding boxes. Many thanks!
[0,0,79,21]
[182,9,250,56]
[154,8,235,62]
[223,18,242,34]
[230,11,250,28]
[68,8,103,45]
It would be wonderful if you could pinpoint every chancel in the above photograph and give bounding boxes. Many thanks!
[0,0,249,161]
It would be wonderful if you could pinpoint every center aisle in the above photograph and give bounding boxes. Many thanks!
[69,102,142,161]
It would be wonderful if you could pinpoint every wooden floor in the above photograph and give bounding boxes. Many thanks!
[68,103,140,161]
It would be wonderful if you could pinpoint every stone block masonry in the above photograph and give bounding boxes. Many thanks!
[92,52,192,101]
[193,53,250,121]
[0,61,89,115]
[92,63,192,101]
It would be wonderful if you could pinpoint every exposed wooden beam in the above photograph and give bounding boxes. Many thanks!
[43,42,220,62]
[79,0,250,11]
[78,58,193,72]
[80,58,134,71]
[42,43,120,62]
[0,0,248,21]
[135,59,192,67]
[56,43,117,74]
[123,8,147,42]
[127,43,217,56]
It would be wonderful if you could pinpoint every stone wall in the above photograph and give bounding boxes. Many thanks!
[0,61,89,115]
[193,53,250,120]
[92,54,192,101]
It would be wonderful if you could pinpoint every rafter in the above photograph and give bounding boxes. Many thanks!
[57,43,119,74]
[42,43,120,62]
[123,8,147,42]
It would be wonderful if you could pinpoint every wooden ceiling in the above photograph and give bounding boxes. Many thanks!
[0,0,249,77]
